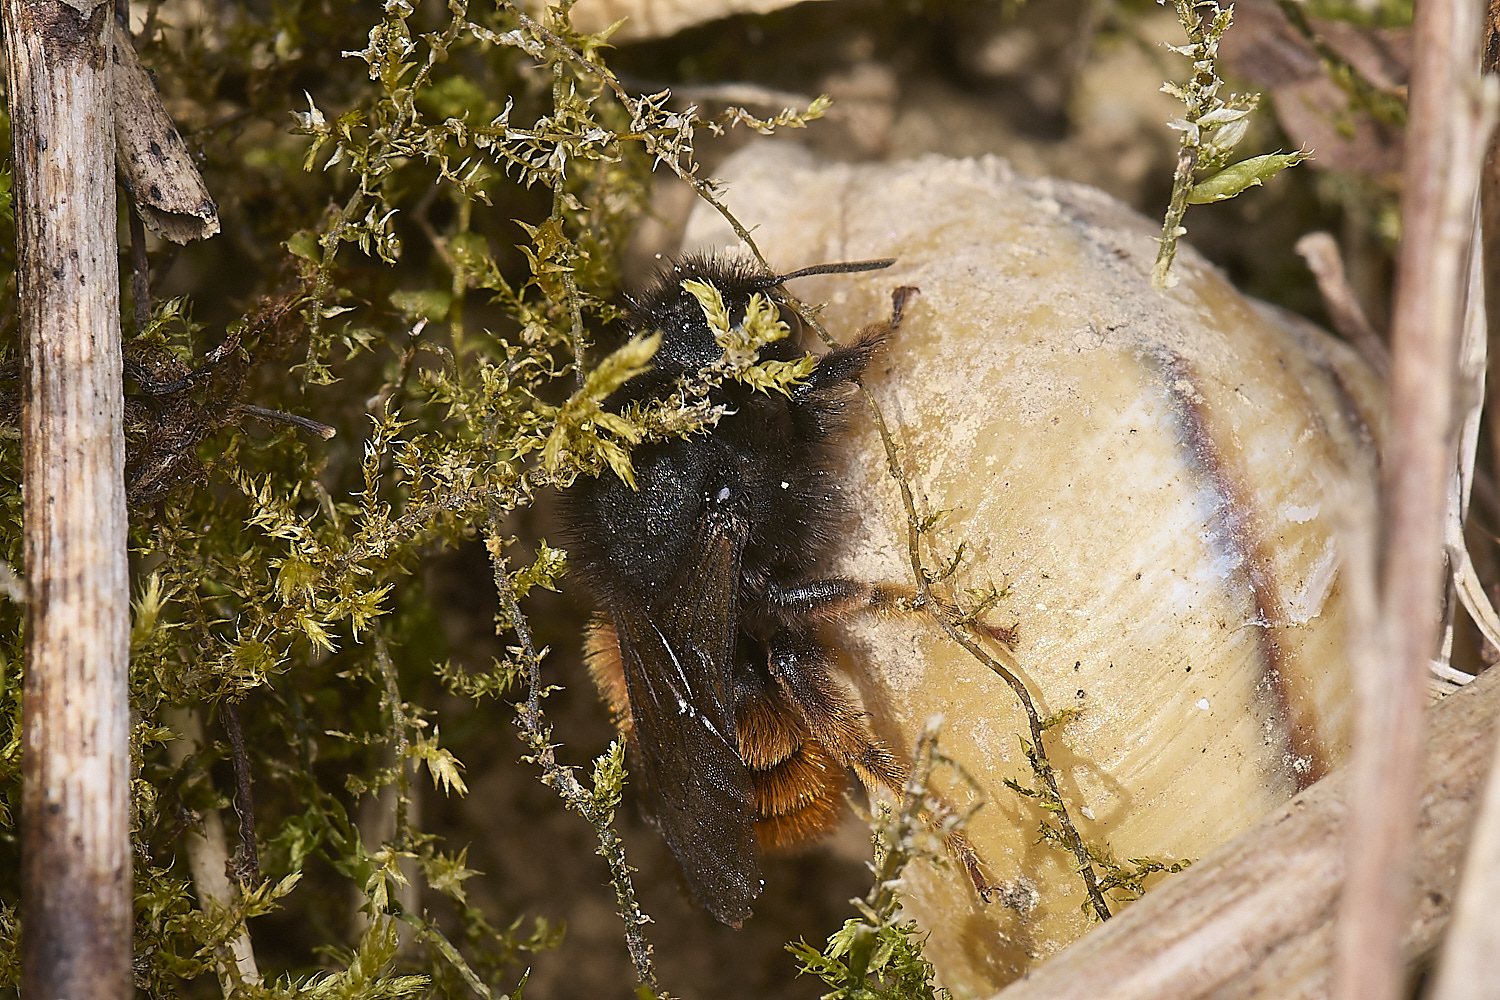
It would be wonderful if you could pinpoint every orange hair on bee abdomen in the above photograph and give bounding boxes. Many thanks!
[737,693,851,852]
[736,681,808,769]
[584,617,631,733]
[584,617,852,853]
[750,738,848,851]
[753,784,847,852]
[752,739,843,816]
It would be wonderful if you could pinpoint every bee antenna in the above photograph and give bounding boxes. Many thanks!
[767,258,896,285]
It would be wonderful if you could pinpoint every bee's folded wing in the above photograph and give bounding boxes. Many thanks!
[609,509,762,926]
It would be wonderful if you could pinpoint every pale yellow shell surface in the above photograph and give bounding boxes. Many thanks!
[680,146,1383,996]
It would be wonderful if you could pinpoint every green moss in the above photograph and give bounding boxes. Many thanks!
[0,1,832,994]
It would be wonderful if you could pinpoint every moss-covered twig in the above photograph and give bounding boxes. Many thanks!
[221,700,262,887]
[789,718,957,1000]
[1152,0,1306,289]
[1274,0,1408,127]
[486,518,660,995]
[859,383,1111,922]
[495,2,827,276]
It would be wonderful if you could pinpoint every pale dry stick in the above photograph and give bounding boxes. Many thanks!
[1430,740,1500,998]
[1293,232,1391,379]
[111,18,218,243]
[1442,218,1500,657]
[161,708,262,991]
[989,658,1500,1000]
[1334,0,1492,995]
[1432,657,1500,996]
[1437,14,1500,983]
[3,2,131,997]
[1429,186,1500,1000]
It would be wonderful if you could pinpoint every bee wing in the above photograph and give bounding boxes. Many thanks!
[609,512,762,926]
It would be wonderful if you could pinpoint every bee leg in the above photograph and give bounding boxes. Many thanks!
[947,831,1000,904]
[765,626,904,788]
[766,579,1016,646]
[766,623,1000,903]
[795,324,888,402]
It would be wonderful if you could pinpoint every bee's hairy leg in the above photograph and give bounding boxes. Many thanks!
[794,324,887,404]
[795,283,920,402]
[765,624,1000,906]
[765,625,907,793]
[945,828,1001,904]
[765,579,1016,646]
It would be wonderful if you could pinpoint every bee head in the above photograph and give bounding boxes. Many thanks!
[625,254,896,377]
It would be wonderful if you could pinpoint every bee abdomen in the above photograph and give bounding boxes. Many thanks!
[737,695,849,851]
[749,740,848,851]
[736,688,809,769]
[589,616,856,852]
[584,617,631,731]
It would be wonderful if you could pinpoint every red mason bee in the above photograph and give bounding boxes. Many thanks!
[561,253,932,926]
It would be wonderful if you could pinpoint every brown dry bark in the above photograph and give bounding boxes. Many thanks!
[4,1,131,997]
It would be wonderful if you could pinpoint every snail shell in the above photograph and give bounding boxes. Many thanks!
[680,146,1382,996]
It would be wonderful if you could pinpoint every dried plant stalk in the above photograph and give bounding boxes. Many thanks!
[1334,0,1491,993]
[1293,232,1390,379]
[3,1,130,997]
[1431,670,1500,998]
[110,18,219,243]
[162,709,261,991]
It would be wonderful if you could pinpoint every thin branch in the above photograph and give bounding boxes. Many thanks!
[1294,232,1391,379]
[162,707,262,991]
[1273,0,1408,127]
[238,403,337,440]
[128,203,151,333]
[486,518,660,994]
[397,912,496,1000]
[221,700,262,887]
[859,288,1110,922]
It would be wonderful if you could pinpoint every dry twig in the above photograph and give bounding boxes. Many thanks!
[1294,232,1391,379]
[1334,0,1494,995]
[4,3,132,996]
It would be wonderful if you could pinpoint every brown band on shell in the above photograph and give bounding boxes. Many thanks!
[1160,354,1331,790]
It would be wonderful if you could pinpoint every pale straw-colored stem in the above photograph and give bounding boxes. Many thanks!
[4,2,130,996]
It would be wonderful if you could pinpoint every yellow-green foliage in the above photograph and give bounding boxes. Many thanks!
[0,1,832,996]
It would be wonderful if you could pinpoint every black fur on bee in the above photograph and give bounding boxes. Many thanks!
[559,252,916,926]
